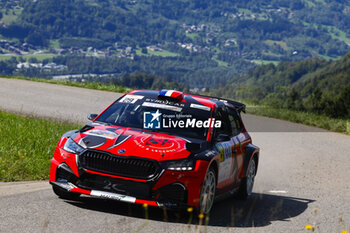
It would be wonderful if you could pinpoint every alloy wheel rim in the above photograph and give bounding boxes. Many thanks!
[200,170,216,214]
[246,159,256,195]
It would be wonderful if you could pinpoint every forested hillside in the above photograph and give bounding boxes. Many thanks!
[212,52,350,118]
[12,0,350,60]
[1,0,350,87]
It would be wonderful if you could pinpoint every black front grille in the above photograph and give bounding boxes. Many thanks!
[79,150,159,180]
[76,173,151,199]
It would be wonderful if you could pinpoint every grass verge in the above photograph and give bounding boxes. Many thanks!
[247,105,350,135]
[0,111,79,181]
[1,76,130,93]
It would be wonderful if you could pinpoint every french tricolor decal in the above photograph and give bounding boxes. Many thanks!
[159,90,184,101]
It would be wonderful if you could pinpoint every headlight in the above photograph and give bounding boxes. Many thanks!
[63,138,84,154]
[162,158,196,171]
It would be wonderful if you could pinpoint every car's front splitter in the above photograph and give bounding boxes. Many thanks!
[50,181,187,208]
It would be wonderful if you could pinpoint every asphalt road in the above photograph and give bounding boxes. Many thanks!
[0,78,349,233]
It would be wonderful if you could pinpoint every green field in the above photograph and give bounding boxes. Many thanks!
[301,21,350,46]
[315,53,340,61]
[22,53,58,61]
[49,40,60,49]
[212,56,229,67]
[0,111,79,181]
[324,25,350,45]
[0,55,14,61]
[264,40,289,51]
[250,59,280,65]
[147,49,179,57]
[0,53,58,61]
[135,48,179,57]
[185,32,199,40]
[0,7,23,24]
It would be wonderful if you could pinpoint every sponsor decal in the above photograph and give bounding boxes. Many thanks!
[145,98,185,107]
[216,141,233,182]
[190,103,211,111]
[143,110,221,129]
[142,102,182,112]
[119,94,144,104]
[204,150,217,157]
[133,134,180,153]
[217,142,231,162]
[90,190,136,203]
[145,138,173,147]
[237,133,246,142]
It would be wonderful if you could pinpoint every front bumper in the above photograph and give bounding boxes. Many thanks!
[50,180,161,206]
[49,147,209,208]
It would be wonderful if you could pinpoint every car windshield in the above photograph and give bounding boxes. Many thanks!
[95,101,213,140]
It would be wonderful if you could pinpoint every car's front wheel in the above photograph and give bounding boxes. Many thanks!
[52,186,80,200]
[236,158,256,200]
[198,167,216,214]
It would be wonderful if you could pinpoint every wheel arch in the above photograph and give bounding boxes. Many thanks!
[208,159,219,184]
[243,144,260,176]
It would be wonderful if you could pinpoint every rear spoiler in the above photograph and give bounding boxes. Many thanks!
[192,94,246,113]
[226,100,246,113]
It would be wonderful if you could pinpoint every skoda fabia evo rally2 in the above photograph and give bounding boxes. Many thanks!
[49,90,260,214]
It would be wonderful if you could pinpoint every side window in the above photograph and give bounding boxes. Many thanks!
[215,107,232,136]
[228,108,242,136]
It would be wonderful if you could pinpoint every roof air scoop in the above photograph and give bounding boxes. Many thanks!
[158,90,184,102]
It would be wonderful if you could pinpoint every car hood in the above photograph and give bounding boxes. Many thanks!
[71,125,193,161]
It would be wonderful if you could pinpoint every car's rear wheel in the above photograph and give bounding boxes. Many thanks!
[198,167,216,214]
[236,158,256,200]
[52,186,80,200]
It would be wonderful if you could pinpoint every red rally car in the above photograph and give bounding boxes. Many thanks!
[49,90,260,214]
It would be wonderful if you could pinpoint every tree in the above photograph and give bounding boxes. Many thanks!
[141,48,148,54]
[26,33,48,47]
[285,89,304,110]
[338,84,350,117]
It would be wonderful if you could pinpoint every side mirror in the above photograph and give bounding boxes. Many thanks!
[87,113,98,121]
[216,134,231,142]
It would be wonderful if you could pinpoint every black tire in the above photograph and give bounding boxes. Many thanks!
[198,167,216,215]
[52,186,80,200]
[236,158,256,200]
